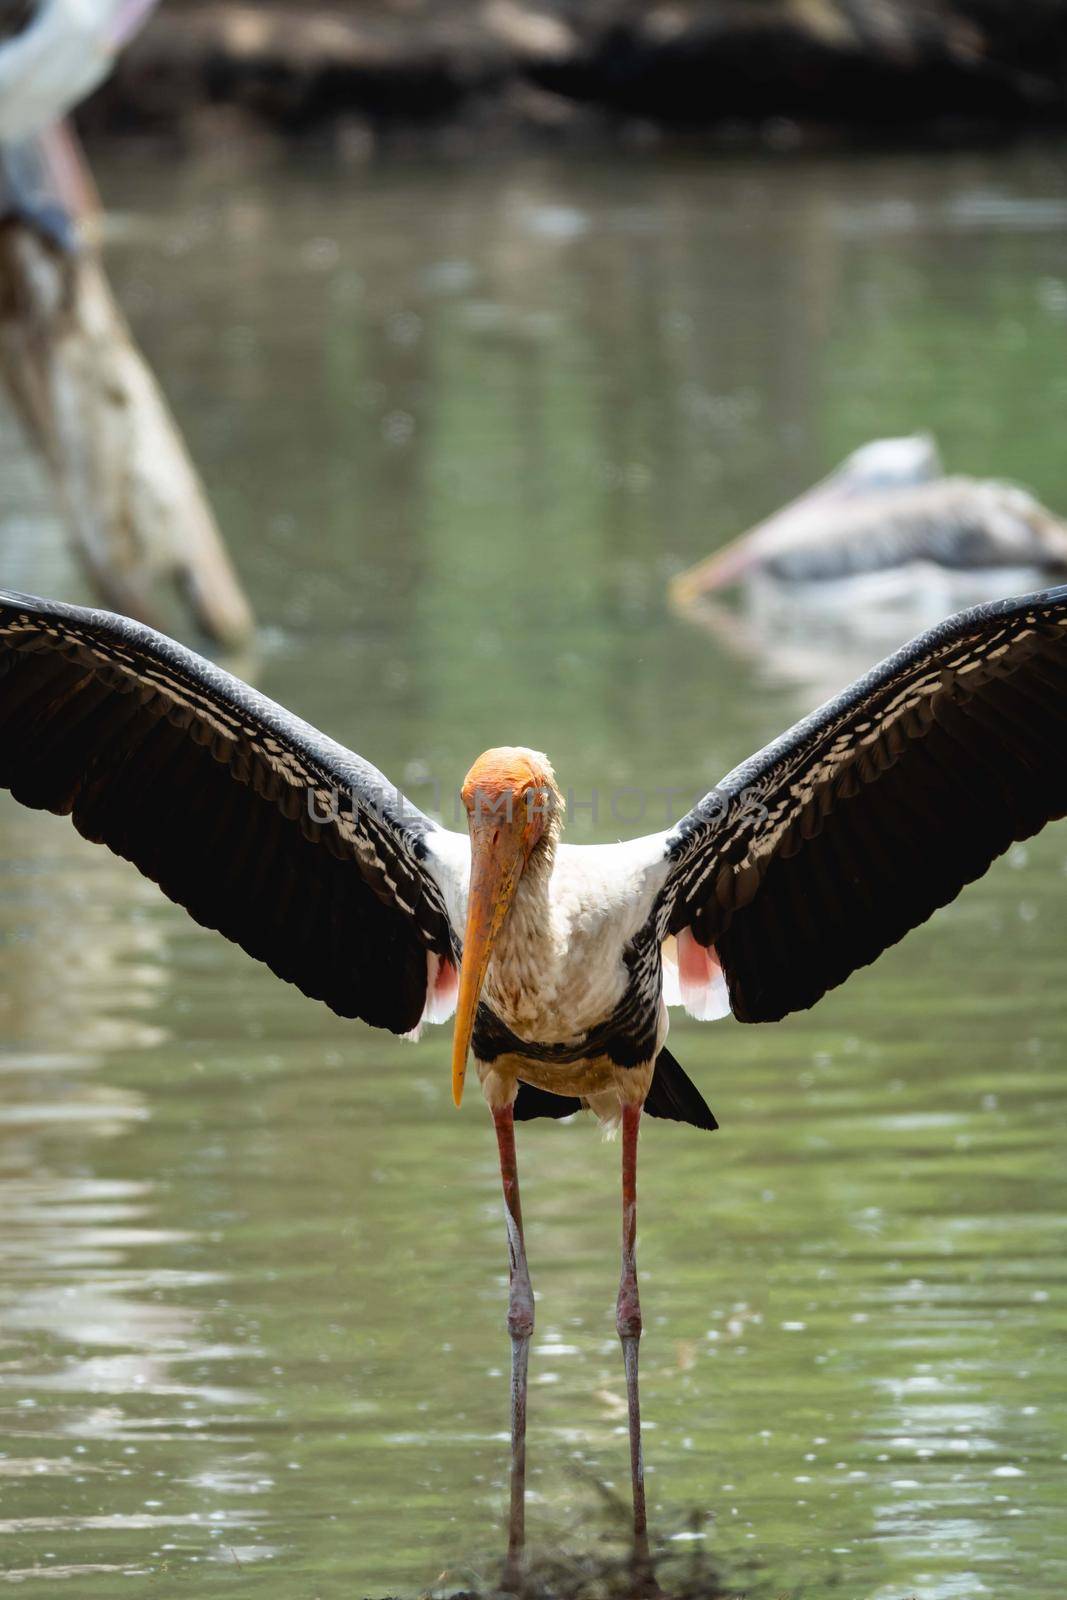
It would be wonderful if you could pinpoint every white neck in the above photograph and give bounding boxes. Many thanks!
[485,818,562,1018]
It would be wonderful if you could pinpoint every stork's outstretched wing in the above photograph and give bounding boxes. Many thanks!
[0,591,461,1032]
[659,584,1067,1023]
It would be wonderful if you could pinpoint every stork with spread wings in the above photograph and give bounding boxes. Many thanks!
[2,583,1065,1560]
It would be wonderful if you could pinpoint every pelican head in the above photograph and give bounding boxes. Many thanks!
[451,747,562,1107]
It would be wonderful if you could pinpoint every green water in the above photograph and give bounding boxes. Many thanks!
[1,143,1066,1598]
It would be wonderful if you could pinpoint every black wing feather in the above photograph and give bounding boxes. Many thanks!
[0,591,457,1033]
[662,585,1067,1023]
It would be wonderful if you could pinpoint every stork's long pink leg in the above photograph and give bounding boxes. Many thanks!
[617,1101,649,1554]
[492,1104,534,1565]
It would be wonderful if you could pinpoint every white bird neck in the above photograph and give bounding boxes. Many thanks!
[489,818,561,984]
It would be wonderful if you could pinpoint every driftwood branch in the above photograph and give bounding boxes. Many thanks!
[0,212,254,646]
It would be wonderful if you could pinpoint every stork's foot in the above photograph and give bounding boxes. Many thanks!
[507,1329,531,1564]
[627,1543,664,1600]
[619,1330,648,1553]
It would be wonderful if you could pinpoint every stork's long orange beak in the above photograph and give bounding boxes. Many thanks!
[451,815,528,1107]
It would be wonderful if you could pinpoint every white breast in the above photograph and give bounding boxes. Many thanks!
[425,828,671,1045]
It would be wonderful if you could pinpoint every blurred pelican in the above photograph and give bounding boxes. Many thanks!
[0,0,158,244]
[671,435,1067,604]
[671,436,1067,700]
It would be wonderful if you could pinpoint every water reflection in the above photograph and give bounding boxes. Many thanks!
[0,415,71,600]
[675,564,1052,709]
[0,830,269,1583]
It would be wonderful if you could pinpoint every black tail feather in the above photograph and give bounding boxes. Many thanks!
[644,1046,718,1131]
[513,1082,582,1121]
[512,1046,717,1132]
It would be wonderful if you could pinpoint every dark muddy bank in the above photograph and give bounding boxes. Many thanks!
[83,1,1067,148]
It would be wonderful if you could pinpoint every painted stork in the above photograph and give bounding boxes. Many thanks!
[671,435,1067,605]
[0,0,158,244]
[2,585,1067,1561]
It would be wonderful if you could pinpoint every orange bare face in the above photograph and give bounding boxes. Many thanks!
[451,748,558,1107]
